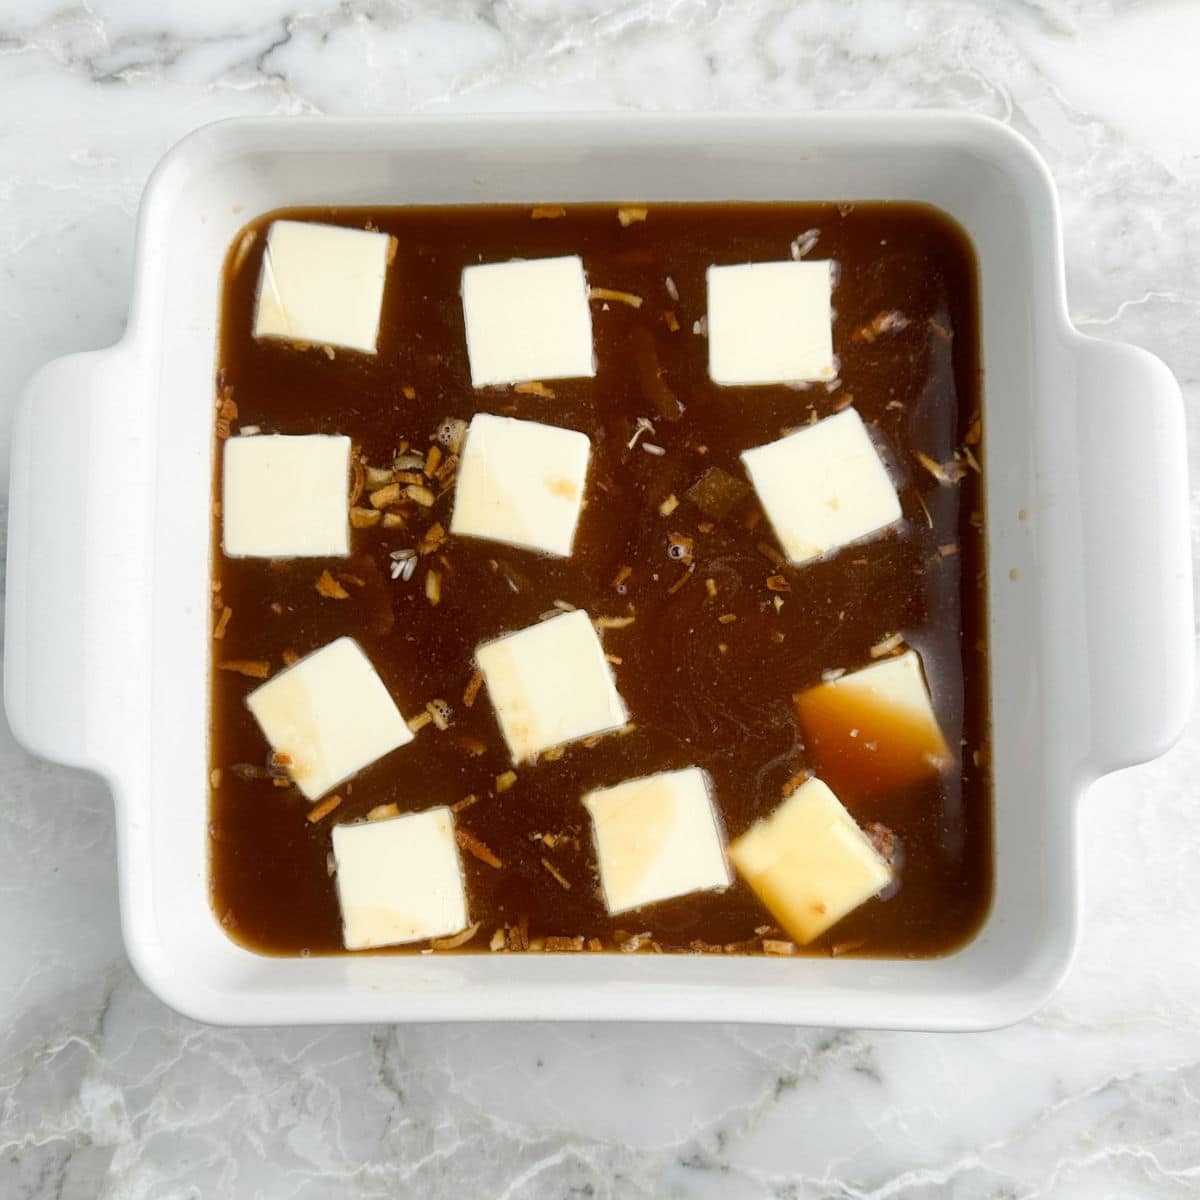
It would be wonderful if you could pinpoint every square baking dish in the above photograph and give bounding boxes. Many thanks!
[5,113,1191,1029]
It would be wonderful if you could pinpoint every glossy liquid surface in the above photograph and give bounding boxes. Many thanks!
[210,202,990,957]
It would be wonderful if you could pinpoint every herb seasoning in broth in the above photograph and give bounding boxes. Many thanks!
[209,202,990,958]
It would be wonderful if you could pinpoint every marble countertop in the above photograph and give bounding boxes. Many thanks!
[1,1,1198,1196]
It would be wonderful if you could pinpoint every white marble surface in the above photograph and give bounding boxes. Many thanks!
[1,1,1198,1196]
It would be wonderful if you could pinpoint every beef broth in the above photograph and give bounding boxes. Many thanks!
[209,201,990,957]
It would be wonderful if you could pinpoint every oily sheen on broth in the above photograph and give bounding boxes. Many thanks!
[209,202,990,958]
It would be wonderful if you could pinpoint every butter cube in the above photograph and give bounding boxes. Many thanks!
[461,256,595,387]
[222,434,350,558]
[332,807,468,950]
[729,777,892,945]
[450,413,591,556]
[584,767,731,914]
[741,407,900,565]
[476,610,627,762]
[254,220,392,353]
[795,649,951,797]
[245,637,412,800]
[707,260,834,385]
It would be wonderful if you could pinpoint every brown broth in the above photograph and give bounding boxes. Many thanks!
[209,202,990,958]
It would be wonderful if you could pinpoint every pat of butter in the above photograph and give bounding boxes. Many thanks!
[450,413,591,556]
[461,256,595,387]
[332,807,468,950]
[795,649,951,796]
[707,260,834,385]
[246,637,413,800]
[476,609,627,762]
[223,434,350,558]
[254,220,392,354]
[741,407,901,565]
[584,767,731,914]
[729,777,892,945]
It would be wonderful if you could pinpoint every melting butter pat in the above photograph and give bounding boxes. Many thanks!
[584,767,731,914]
[741,407,901,565]
[246,637,412,800]
[795,649,951,796]
[729,777,892,945]
[254,220,392,353]
[332,807,468,950]
[476,610,627,762]
[450,413,591,556]
[707,260,834,385]
[223,434,350,558]
[461,256,595,387]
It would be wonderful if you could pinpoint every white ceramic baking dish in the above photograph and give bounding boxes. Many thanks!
[5,113,1191,1029]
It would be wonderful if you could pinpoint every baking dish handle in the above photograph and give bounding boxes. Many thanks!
[4,345,144,778]
[1072,335,1193,776]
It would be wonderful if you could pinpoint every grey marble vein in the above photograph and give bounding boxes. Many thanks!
[0,1,1198,1196]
